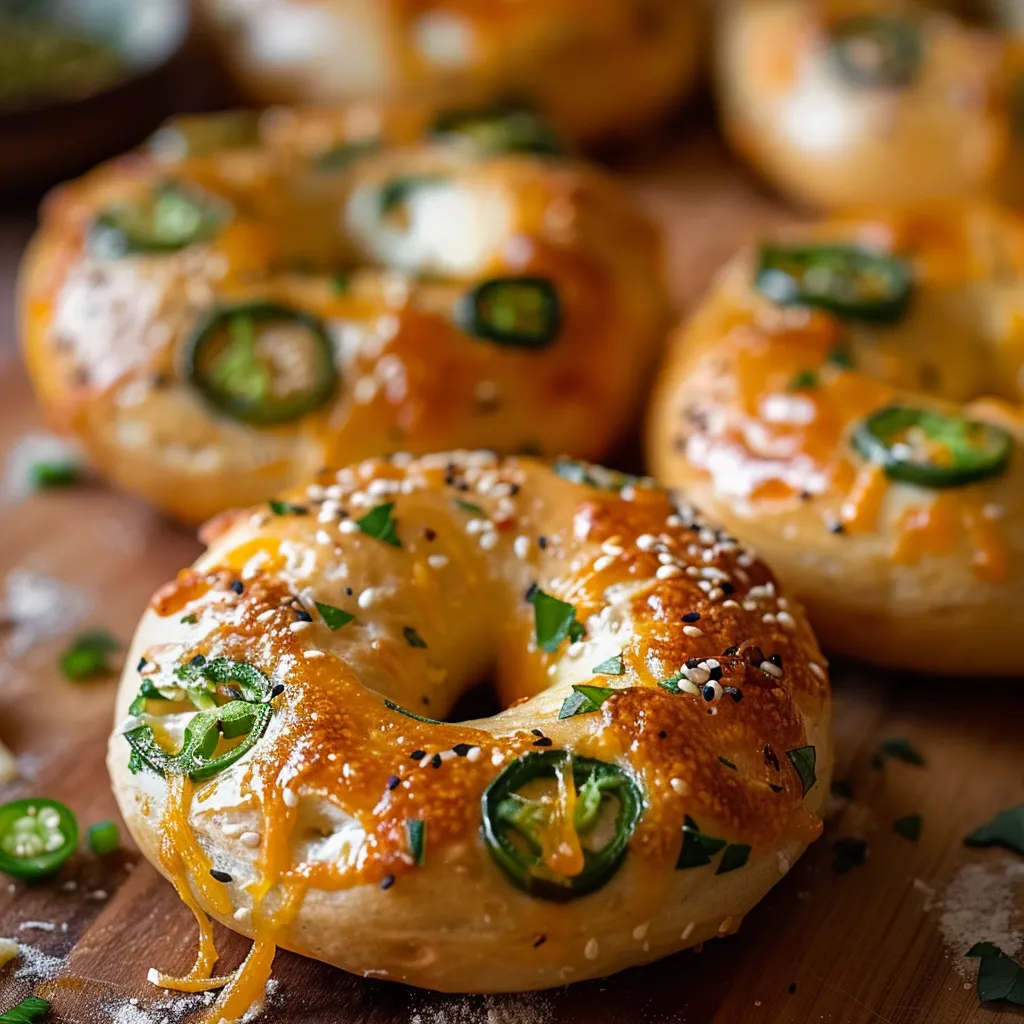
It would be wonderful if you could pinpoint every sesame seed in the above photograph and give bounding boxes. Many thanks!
[656,565,682,580]
[809,662,826,680]
[233,907,251,923]
[670,777,688,795]
[239,832,260,848]
[289,621,311,633]
[380,874,396,891]
[339,519,359,534]
[427,554,449,569]
[632,922,649,941]
[357,589,377,609]
[466,746,482,762]
[636,534,657,551]
[282,789,298,808]
[410,750,426,761]
[256,609,276,622]
[210,870,232,883]
[760,660,783,679]
[303,650,324,659]
[683,625,704,638]
[584,938,600,960]
[386,775,401,791]
[513,536,530,559]
[682,612,701,623]
[593,554,615,572]
[479,531,498,551]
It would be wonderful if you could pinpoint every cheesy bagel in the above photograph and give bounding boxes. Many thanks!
[647,202,1024,674]
[195,0,705,144]
[715,0,1024,209]
[108,451,831,1019]
[19,105,667,524]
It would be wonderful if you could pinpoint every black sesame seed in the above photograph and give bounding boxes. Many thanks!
[720,582,736,596]
[682,612,701,623]
[410,750,426,761]
[189,654,207,668]
[533,934,547,948]
[769,653,783,667]
[685,657,701,669]
[294,608,313,622]
[708,665,724,682]
[525,582,538,602]
[828,519,846,535]
[538,536,548,550]
[702,684,717,702]
[430,753,443,769]
[721,645,740,656]
[658,730,667,739]
[509,484,521,496]
[800,490,812,502]
[770,784,784,793]
[725,687,743,702]
[345,587,354,597]
[137,657,148,672]
[764,744,780,771]
[531,728,544,737]
[789,983,797,995]
[270,683,286,699]
[380,874,396,891]
[424,527,437,542]
[452,743,473,757]
[210,870,233,883]
[230,580,244,595]
[533,737,553,747]
[386,775,400,791]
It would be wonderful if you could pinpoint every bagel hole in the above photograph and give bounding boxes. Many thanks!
[443,677,505,723]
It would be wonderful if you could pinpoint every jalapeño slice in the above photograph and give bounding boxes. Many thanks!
[125,657,278,783]
[430,106,564,157]
[826,15,923,89]
[148,110,262,160]
[481,750,643,901]
[455,277,562,349]
[755,243,912,323]
[89,182,229,258]
[187,302,338,425]
[0,798,79,881]
[852,406,1014,488]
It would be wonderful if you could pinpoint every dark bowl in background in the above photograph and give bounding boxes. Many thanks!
[0,0,192,194]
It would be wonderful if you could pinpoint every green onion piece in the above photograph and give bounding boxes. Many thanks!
[89,181,229,258]
[188,302,338,426]
[785,746,817,797]
[481,750,643,901]
[557,684,616,720]
[29,460,79,489]
[592,654,624,676]
[716,843,751,874]
[430,106,565,157]
[407,819,426,866]
[87,819,120,856]
[60,630,119,681]
[0,996,51,1023]
[269,499,307,516]
[755,243,912,322]
[403,626,428,649]
[316,602,354,630]
[455,277,562,349]
[528,587,584,653]
[827,15,923,89]
[852,406,1013,489]
[356,502,401,547]
[676,815,727,869]
[0,799,79,881]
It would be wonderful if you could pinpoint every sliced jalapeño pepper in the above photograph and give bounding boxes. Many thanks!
[89,181,229,258]
[0,798,79,881]
[187,301,338,425]
[125,657,278,783]
[430,106,564,157]
[455,277,562,349]
[755,243,912,323]
[826,15,923,89]
[852,406,1014,489]
[481,750,643,901]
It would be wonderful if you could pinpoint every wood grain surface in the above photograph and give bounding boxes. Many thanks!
[0,127,1022,1024]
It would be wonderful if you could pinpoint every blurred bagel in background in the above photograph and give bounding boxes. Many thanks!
[647,202,1024,675]
[715,0,1024,208]
[193,0,706,144]
[19,103,668,524]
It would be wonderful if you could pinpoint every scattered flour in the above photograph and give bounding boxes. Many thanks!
[408,993,553,1024]
[923,859,1024,979]
[1,567,92,660]
[13,941,65,983]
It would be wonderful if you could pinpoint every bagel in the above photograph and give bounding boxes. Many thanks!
[647,201,1024,675]
[107,451,831,1018]
[195,0,705,144]
[715,0,1024,208]
[19,105,666,524]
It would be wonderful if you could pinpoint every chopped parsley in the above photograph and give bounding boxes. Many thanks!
[893,814,922,841]
[356,502,401,547]
[833,836,868,874]
[315,602,355,630]
[407,819,426,866]
[717,843,751,875]
[871,737,925,769]
[592,654,624,676]
[30,460,79,489]
[0,996,51,1023]
[964,804,1024,856]
[268,499,307,516]
[383,699,441,725]
[785,746,817,796]
[403,626,428,649]
[180,613,197,624]
[557,683,616,720]
[528,587,584,653]
[827,344,856,369]
[967,943,1024,1006]
[718,757,738,771]
[60,629,120,681]
[454,498,485,516]
[677,816,726,870]
[788,369,820,391]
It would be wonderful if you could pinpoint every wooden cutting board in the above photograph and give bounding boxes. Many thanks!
[1,126,1022,1024]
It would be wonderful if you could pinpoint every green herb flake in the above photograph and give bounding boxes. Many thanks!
[355,502,401,547]
[966,943,1024,1006]
[406,818,427,866]
[592,654,624,676]
[964,804,1024,857]
[383,699,442,725]
[658,672,686,694]
[891,813,922,841]
[60,629,120,681]
[833,836,868,874]
[87,820,120,856]
[718,757,738,771]
[788,369,820,391]
[676,816,727,870]
[557,684,616,720]
[454,498,485,516]
[180,613,197,625]
[827,344,856,369]
[0,996,51,1023]
[316,602,355,631]
[872,737,925,769]
[330,275,350,295]
[528,587,584,653]
[403,626,428,649]
[786,746,817,796]
[716,843,752,875]
[268,499,307,517]
[30,460,79,490]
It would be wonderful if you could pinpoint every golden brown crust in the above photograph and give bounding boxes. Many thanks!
[647,202,1024,674]
[195,0,705,143]
[108,453,831,1015]
[716,0,1024,208]
[20,105,668,524]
